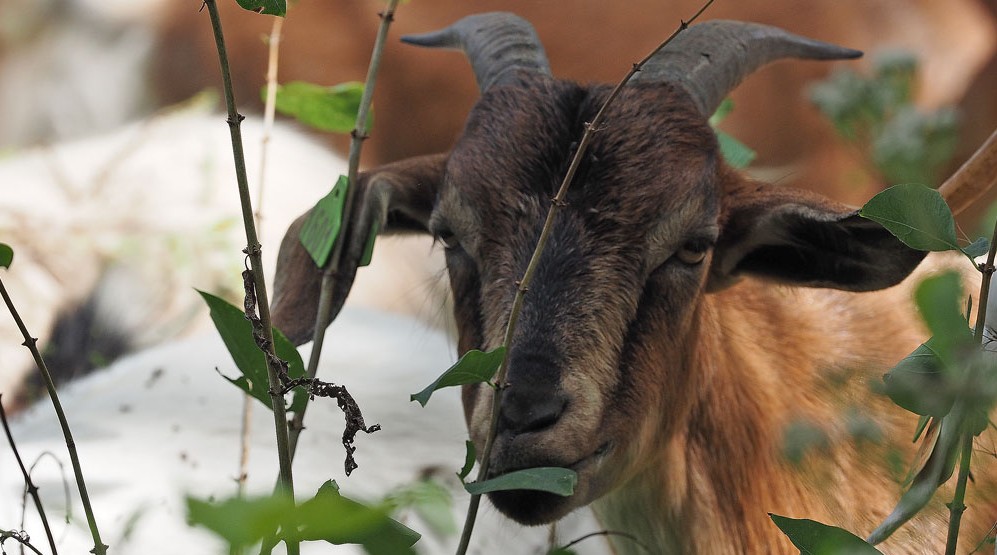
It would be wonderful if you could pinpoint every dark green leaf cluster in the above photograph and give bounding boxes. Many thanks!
[810,51,959,186]
[187,481,419,553]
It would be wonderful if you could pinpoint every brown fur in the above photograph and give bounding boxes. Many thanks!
[271,24,997,554]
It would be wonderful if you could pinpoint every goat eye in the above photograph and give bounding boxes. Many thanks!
[437,229,460,250]
[675,242,709,265]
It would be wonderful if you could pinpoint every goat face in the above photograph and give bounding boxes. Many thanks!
[272,14,924,525]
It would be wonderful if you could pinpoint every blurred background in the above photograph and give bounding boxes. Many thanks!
[0,0,995,405]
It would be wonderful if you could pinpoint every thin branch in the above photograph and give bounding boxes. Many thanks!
[560,530,650,553]
[0,279,107,555]
[0,530,44,555]
[0,396,58,555]
[455,1,715,552]
[289,0,401,461]
[201,2,296,554]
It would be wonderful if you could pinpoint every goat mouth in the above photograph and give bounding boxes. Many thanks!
[484,441,613,525]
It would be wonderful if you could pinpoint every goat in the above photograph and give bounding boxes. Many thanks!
[272,13,997,553]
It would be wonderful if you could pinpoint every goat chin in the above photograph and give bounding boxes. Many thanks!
[0,306,609,554]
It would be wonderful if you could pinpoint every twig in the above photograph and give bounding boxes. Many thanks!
[201,2,297,554]
[455,1,715,552]
[0,530,44,555]
[0,397,58,555]
[288,0,401,462]
[944,204,997,554]
[559,530,650,553]
[0,279,107,554]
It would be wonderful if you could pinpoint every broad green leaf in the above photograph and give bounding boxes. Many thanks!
[300,176,348,267]
[867,412,962,544]
[716,130,756,169]
[860,184,980,260]
[386,480,457,537]
[292,481,419,553]
[914,272,973,365]
[770,514,883,554]
[457,440,476,482]
[235,0,286,16]
[0,243,11,268]
[464,467,577,497]
[187,483,419,554]
[198,290,307,414]
[860,184,960,253]
[882,342,952,417]
[187,494,294,548]
[411,347,506,407]
[269,81,367,133]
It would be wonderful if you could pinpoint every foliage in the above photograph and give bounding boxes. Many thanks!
[198,290,308,414]
[187,481,420,553]
[770,515,882,554]
[266,81,368,134]
[811,50,959,186]
[235,0,287,17]
[463,467,578,496]
[410,347,506,407]
[709,99,757,169]
[0,243,11,269]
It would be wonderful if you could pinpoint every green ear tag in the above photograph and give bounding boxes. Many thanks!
[300,175,349,267]
[358,221,378,267]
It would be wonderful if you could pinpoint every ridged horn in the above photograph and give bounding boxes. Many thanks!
[633,20,862,116]
[402,12,552,92]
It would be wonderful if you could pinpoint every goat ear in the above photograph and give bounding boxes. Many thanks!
[272,153,445,344]
[707,179,926,292]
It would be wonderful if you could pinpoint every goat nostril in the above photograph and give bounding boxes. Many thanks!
[499,388,568,434]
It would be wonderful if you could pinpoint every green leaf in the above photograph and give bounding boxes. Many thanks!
[187,494,294,549]
[235,0,286,16]
[881,341,953,417]
[269,81,367,133]
[914,272,973,364]
[716,130,757,169]
[708,98,735,126]
[187,483,419,554]
[860,184,962,253]
[299,175,349,268]
[359,220,379,268]
[867,413,962,544]
[963,236,990,258]
[385,480,457,537]
[198,290,307,414]
[410,347,506,407]
[292,481,420,554]
[547,549,576,555]
[860,184,982,261]
[0,243,12,269]
[463,467,577,497]
[457,440,476,482]
[770,515,883,554]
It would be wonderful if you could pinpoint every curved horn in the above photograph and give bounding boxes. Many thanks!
[633,20,862,116]
[401,12,551,92]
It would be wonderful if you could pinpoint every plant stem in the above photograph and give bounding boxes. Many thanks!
[202,2,297,554]
[945,431,975,555]
[0,279,107,555]
[290,0,400,460]
[946,198,997,554]
[455,2,715,553]
[0,396,58,555]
